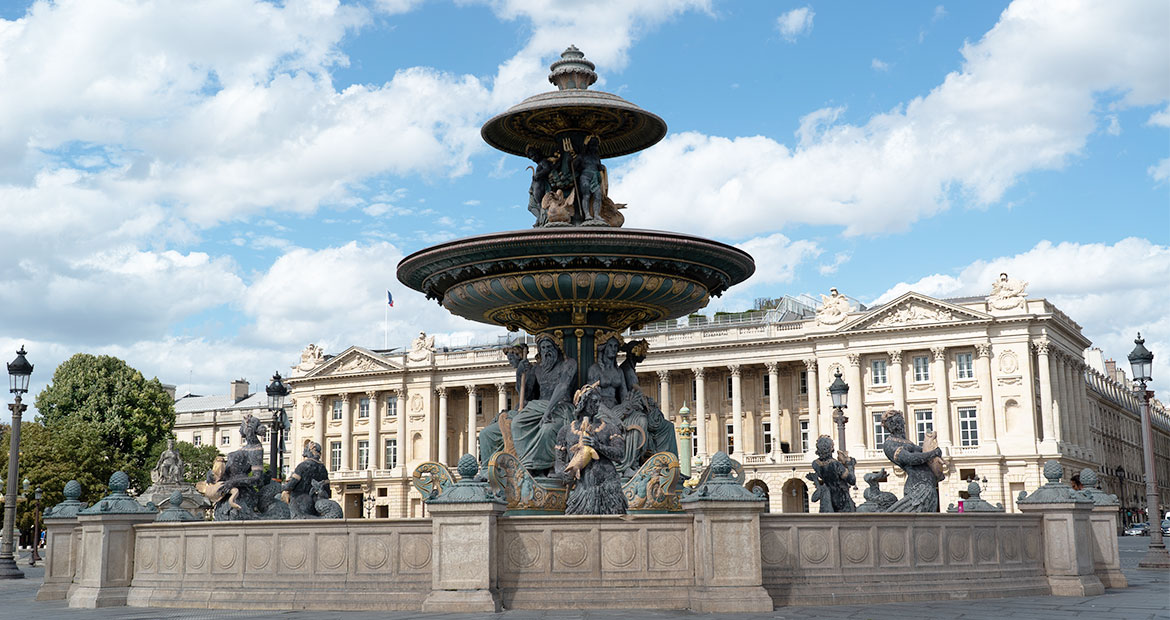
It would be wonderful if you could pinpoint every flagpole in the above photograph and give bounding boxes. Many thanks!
[384,303,388,350]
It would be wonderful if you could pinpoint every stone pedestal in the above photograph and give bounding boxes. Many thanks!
[37,517,81,600]
[1089,503,1127,588]
[68,512,157,608]
[421,454,507,613]
[684,499,774,612]
[1017,462,1104,597]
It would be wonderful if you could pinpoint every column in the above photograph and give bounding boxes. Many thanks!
[367,390,381,470]
[437,386,449,465]
[466,385,479,459]
[693,367,708,458]
[845,354,864,453]
[312,395,325,453]
[804,359,820,450]
[657,370,671,418]
[1035,339,1055,443]
[395,388,407,470]
[729,365,743,458]
[495,382,507,413]
[975,343,998,447]
[1057,352,1075,445]
[888,350,906,413]
[340,393,352,470]
[931,347,952,448]
[766,362,781,458]
[1076,362,1094,458]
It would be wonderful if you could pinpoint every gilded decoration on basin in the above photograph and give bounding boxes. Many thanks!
[623,451,683,512]
[411,461,455,500]
[486,451,568,514]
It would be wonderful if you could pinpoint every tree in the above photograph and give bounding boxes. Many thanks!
[34,353,174,493]
[145,440,220,484]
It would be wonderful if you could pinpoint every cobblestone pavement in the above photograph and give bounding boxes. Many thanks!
[1,536,1166,619]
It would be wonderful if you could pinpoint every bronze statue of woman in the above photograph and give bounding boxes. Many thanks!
[553,382,627,514]
[881,410,944,513]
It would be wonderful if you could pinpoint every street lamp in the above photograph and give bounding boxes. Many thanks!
[363,493,376,519]
[20,480,41,566]
[266,372,290,481]
[828,369,850,458]
[1,346,32,579]
[1128,333,1169,569]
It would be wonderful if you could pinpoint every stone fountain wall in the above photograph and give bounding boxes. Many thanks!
[42,506,1119,612]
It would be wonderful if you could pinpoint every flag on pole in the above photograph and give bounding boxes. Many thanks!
[387,290,394,307]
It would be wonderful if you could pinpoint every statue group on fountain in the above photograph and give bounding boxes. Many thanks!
[524,135,625,228]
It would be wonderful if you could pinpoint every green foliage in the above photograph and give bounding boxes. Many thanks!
[145,440,220,484]
[33,353,174,493]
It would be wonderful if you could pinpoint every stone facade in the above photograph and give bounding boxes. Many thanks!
[172,288,1170,520]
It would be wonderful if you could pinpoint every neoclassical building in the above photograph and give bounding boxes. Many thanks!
[174,278,1170,521]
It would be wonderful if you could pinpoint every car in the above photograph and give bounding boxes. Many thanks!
[1124,523,1150,536]
[1162,520,1170,536]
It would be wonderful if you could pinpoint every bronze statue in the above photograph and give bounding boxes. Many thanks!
[525,145,557,227]
[553,382,627,514]
[571,135,605,224]
[881,410,944,513]
[587,334,628,408]
[281,441,340,519]
[477,343,538,474]
[510,335,577,475]
[808,435,856,513]
[199,414,289,520]
[856,468,898,512]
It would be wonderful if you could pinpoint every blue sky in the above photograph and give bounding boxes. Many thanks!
[0,0,1167,420]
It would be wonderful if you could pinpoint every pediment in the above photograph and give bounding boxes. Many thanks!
[841,293,990,332]
[303,347,399,378]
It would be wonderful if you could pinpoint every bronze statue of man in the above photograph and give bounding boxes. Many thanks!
[281,441,335,519]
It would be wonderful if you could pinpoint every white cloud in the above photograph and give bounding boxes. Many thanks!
[616,0,1170,238]
[734,234,822,287]
[1150,158,1170,184]
[1150,105,1170,127]
[776,7,814,42]
[871,58,891,72]
[871,237,1170,382]
[818,252,852,275]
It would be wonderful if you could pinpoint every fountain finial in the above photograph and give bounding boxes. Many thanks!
[549,45,597,90]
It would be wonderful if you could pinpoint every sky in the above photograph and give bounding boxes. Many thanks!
[0,0,1167,421]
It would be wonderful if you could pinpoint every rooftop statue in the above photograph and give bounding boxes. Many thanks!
[988,272,1028,310]
[553,382,627,514]
[808,435,856,513]
[510,334,577,475]
[880,410,944,513]
[282,441,342,519]
[815,287,851,326]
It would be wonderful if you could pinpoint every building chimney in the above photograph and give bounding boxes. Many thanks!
[161,383,177,401]
[230,379,250,403]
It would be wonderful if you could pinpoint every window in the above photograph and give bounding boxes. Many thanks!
[799,419,809,452]
[505,393,513,411]
[913,355,930,382]
[384,438,398,469]
[332,399,343,420]
[475,393,484,416]
[691,433,699,458]
[725,422,735,453]
[386,394,398,417]
[221,430,231,446]
[914,409,934,444]
[726,376,734,399]
[763,377,770,398]
[691,379,698,401]
[358,397,370,419]
[959,407,979,447]
[330,441,342,471]
[762,421,773,453]
[956,353,974,379]
[873,413,890,448]
[871,359,888,385]
[799,371,808,394]
[357,440,369,470]
[192,432,202,447]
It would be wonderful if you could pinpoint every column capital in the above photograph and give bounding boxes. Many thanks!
[804,358,818,372]
[311,395,324,405]
[1033,338,1051,355]
[436,386,447,398]
[494,382,507,393]
[847,353,861,367]
[365,390,379,399]
[887,350,903,364]
[728,364,741,377]
[764,361,779,374]
[656,369,670,381]
[466,385,479,396]
[692,367,706,379]
[338,392,351,401]
[931,346,946,361]
[975,342,992,358]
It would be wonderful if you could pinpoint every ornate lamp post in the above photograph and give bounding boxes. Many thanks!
[1114,465,1127,523]
[265,372,290,481]
[1128,333,1169,569]
[363,493,376,519]
[677,403,693,477]
[1,346,32,579]
[828,369,850,458]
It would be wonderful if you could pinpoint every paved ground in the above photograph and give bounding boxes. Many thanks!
[1,536,1166,619]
